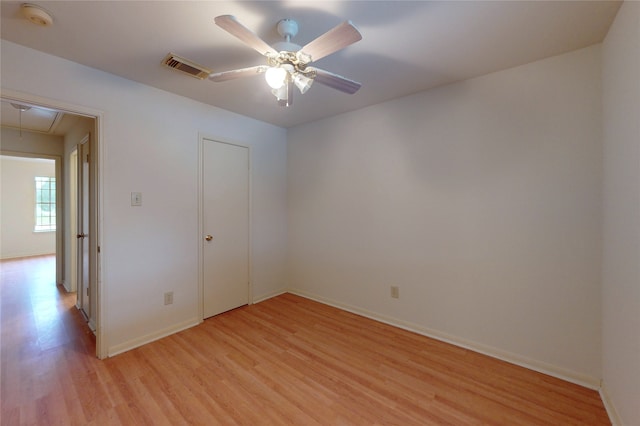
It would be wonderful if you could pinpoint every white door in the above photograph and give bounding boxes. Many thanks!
[202,139,250,319]
[69,148,78,292]
[77,139,90,319]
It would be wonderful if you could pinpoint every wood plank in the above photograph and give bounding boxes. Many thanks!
[1,255,611,425]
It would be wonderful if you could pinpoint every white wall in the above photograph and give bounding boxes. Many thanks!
[602,2,640,424]
[288,45,603,384]
[0,155,56,258]
[1,40,288,356]
[1,127,64,157]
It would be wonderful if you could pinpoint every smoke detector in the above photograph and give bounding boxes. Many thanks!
[22,4,53,27]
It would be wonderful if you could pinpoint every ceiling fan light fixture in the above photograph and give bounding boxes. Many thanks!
[11,103,32,112]
[209,15,362,107]
[293,73,314,94]
[10,103,32,138]
[271,85,287,101]
[272,83,293,107]
[265,66,287,89]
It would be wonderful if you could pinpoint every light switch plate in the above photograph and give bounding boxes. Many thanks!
[131,192,142,206]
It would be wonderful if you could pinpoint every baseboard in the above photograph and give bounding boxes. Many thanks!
[288,288,601,390]
[0,252,56,260]
[107,317,200,357]
[88,318,97,333]
[599,382,621,426]
[107,289,288,357]
[252,288,287,304]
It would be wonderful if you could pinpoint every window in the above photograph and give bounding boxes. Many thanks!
[35,176,56,232]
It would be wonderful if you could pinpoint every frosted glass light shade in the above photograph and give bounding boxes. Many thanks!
[271,85,287,100]
[293,73,313,94]
[265,67,287,89]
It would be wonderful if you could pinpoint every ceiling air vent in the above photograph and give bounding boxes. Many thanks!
[162,53,211,80]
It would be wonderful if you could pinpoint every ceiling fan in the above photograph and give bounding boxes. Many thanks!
[165,15,363,107]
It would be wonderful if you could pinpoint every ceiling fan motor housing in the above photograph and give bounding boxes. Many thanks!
[277,19,298,41]
[273,19,302,54]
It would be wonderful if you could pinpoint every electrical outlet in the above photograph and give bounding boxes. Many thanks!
[164,291,173,305]
[391,286,399,299]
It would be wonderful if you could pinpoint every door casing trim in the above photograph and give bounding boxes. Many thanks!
[1,89,106,359]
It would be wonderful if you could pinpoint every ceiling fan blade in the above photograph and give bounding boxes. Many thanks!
[214,15,278,57]
[209,65,268,82]
[298,21,362,63]
[310,68,362,94]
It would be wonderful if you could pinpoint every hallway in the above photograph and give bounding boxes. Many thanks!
[1,255,96,424]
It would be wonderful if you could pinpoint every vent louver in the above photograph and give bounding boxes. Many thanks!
[162,53,211,79]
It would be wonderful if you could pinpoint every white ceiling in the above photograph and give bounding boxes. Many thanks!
[0,1,621,128]
[2,101,60,133]
[0,100,81,136]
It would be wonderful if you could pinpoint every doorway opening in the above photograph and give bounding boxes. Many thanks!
[0,155,59,261]
[0,95,103,358]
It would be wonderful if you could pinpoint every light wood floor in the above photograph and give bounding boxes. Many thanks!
[1,255,610,425]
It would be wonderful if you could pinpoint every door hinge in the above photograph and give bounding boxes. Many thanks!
[85,154,90,163]
[86,287,90,297]
[98,246,101,253]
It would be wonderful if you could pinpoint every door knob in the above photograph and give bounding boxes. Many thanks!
[205,235,213,242]
[77,233,87,239]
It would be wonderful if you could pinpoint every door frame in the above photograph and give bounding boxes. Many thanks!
[1,89,106,359]
[198,134,253,321]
